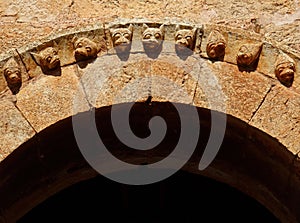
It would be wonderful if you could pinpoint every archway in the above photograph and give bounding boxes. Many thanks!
[0,20,300,223]
[0,104,297,222]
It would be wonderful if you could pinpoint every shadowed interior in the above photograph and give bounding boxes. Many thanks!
[0,102,297,222]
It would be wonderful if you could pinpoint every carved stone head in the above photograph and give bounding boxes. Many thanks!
[237,43,262,68]
[275,52,296,87]
[31,44,60,71]
[3,58,22,85]
[72,37,99,61]
[110,24,133,53]
[175,25,196,52]
[206,30,226,60]
[142,24,165,53]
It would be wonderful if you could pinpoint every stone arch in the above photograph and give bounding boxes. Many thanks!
[0,19,300,223]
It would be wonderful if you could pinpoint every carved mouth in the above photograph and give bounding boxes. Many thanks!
[237,53,253,65]
[281,71,294,79]
[8,75,21,84]
[143,40,160,50]
[176,43,188,50]
[278,70,294,87]
[115,43,131,52]
[207,42,225,59]
[75,50,89,57]
[75,52,91,62]
[49,59,60,70]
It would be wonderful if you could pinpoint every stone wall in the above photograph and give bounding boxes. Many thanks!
[0,2,300,222]
[1,0,300,53]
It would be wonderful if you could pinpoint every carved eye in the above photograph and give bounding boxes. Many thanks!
[155,33,161,39]
[185,36,192,40]
[124,33,130,39]
[176,34,183,40]
[6,71,11,76]
[289,63,295,70]
[144,34,151,39]
[278,67,284,73]
[113,33,121,39]
[86,47,92,52]
[53,50,58,55]
[46,56,52,63]
[77,43,83,48]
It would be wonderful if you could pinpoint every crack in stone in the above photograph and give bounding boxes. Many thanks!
[73,66,94,110]
[15,48,29,74]
[248,84,274,123]
[192,70,199,105]
[13,101,38,135]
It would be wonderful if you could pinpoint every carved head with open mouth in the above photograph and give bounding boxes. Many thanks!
[142,24,165,54]
[110,24,133,53]
[275,52,296,87]
[73,37,99,61]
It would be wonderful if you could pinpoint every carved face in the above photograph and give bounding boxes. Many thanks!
[175,29,195,51]
[33,47,60,71]
[73,37,99,61]
[237,45,253,66]
[237,44,262,67]
[275,62,295,87]
[4,67,21,85]
[206,30,226,60]
[142,24,164,52]
[110,26,133,52]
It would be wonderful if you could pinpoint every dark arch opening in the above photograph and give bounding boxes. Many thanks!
[0,102,297,222]
[18,170,279,223]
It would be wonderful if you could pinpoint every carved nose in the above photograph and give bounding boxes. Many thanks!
[75,49,87,56]
[119,37,129,44]
[216,43,225,51]
[178,39,187,45]
[10,75,18,79]
[282,69,294,78]
[9,74,20,83]
[238,53,251,61]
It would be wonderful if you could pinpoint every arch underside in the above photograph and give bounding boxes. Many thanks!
[0,104,299,223]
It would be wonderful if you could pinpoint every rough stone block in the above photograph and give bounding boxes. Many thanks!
[193,60,272,122]
[150,53,199,104]
[250,84,300,154]
[16,65,89,132]
[80,53,151,108]
[0,100,35,160]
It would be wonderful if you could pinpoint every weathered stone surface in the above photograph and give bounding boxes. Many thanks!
[193,61,272,122]
[80,53,151,108]
[0,0,300,57]
[150,54,199,104]
[0,99,35,160]
[250,84,300,154]
[16,65,89,132]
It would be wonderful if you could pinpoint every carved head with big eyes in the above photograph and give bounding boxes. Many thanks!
[3,58,21,85]
[275,52,296,87]
[73,37,99,61]
[110,24,133,53]
[31,45,60,71]
[142,24,165,53]
[175,26,196,52]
